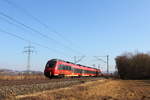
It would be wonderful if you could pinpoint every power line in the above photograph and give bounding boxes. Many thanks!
[0,11,83,55]
[0,12,54,40]
[3,0,83,53]
[0,28,67,55]
[0,0,84,55]
[0,16,29,35]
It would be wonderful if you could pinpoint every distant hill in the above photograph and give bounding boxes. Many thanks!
[0,69,19,75]
[21,70,43,74]
[0,69,43,75]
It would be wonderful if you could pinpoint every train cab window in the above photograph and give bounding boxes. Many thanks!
[46,60,56,68]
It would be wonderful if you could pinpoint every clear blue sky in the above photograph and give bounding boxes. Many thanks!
[0,0,150,72]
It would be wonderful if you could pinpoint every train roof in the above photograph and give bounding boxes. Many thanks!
[49,59,99,70]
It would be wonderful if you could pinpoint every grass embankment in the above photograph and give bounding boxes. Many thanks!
[15,79,150,100]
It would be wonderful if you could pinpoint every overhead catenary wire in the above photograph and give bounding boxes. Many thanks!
[94,56,109,73]
[0,28,67,55]
[1,0,84,55]
[0,11,83,55]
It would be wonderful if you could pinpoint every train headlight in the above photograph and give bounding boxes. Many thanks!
[49,72,51,76]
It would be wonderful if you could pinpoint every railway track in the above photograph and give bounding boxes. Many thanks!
[0,77,102,86]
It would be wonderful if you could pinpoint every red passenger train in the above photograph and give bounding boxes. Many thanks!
[44,59,102,78]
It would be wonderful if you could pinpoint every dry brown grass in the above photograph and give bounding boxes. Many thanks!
[0,74,46,80]
[15,79,150,100]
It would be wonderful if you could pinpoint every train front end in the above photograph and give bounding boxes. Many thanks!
[44,59,57,78]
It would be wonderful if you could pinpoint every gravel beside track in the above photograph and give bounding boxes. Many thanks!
[0,77,101,86]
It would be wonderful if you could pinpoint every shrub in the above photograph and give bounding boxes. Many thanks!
[115,52,150,79]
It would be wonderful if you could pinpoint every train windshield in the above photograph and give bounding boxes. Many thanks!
[46,60,56,68]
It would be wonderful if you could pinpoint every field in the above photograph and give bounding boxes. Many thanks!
[0,75,150,100]
[15,79,150,100]
[0,75,102,100]
[0,74,45,80]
